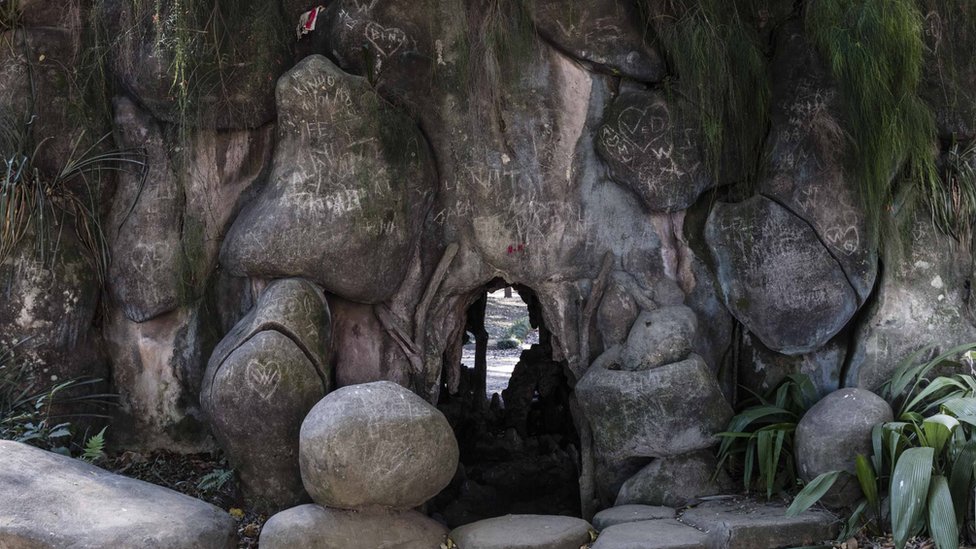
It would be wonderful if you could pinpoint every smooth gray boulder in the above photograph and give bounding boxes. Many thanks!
[615,451,731,508]
[591,519,707,549]
[680,499,838,549]
[592,505,675,531]
[795,388,893,507]
[596,87,713,213]
[260,504,447,549]
[299,381,459,510]
[576,348,732,462]
[705,196,858,355]
[201,278,331,508]
[0,441,235,549]
[620,306,697,370]
[221,54,436,303]
[596,279,640,348]
[449,514,593,549]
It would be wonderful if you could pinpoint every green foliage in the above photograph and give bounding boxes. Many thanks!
[805,0,938,248]
[81,426,108,463]
[789,344,976,548]
[929,139,976,250]
[196,467,234,496]
[0,0,20,30]
[506,317,532,341]
[641,0,770,181]
[716,374,819,499]
[1,340,117,456]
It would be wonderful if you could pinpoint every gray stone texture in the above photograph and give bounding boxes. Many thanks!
[0,441,236,549]
[577,348,732,463]
[592,519,707,549]
[795,388,893,507]
[620,306,697,371]
[449,514,594,549]
[220,55,436,304]
[680,499,838,549]
[299,381,459,509]
[592,504,676,531]
[615,450,732,508]
[260,504,447,549]
[201,278,331,508]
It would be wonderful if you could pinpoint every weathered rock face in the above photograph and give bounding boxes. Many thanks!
[706,196,859,355]
[795,388,893,507]
[847,215,976,391]
[0,441,236,549]
[597,87,713,213]
[260,504,448,549]
[576,347,732,463]
[299,381,459,510]
[592,504,676,531]
[100,0,290,129]
[530,0,666,82]
[201,278,331,508]
[221,55,437,303]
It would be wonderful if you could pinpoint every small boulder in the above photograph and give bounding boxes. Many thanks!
[299,381,459,510]
[615,450,731,507]
[449,515,593,549]
[0,441,235,549]
[576,349,732,462]
[620,306,697,370]
[592,505,675,531]
[794,388,893,506]
[260,504,447,549]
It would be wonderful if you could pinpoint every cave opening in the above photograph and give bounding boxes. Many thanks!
[431,280,582,528]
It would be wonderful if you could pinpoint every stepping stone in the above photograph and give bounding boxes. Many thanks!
[680,499,839,549]
[592,519,707,549]
[449,514,593,549]
[593,505,676,530]
[0,441,236,549]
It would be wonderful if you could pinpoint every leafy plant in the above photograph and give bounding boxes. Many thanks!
[1,340,117,455]
[196,468,234,498]
[789,344,976,549]
[81,427,108,463]
[716,373,820,499]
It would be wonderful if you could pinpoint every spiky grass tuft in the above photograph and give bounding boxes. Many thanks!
[641,0,771,183]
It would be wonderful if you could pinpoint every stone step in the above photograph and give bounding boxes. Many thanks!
[449,514,594,549]
[589,498,839,549]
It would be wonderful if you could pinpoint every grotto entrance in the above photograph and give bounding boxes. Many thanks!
[430,280,581,528]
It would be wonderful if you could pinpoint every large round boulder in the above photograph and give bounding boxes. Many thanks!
[299,381,459,509]
[795,388,893,506]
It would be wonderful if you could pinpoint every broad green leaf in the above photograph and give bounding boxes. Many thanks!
[904,378,969,415]
[948,441,976,523]
[891,447,934,549]
[942,398,976,418]
[927,475,959,549]
[744,441,755,491]
[871,423,884,473]
[856,454,879,509]
[786,373,819,410]
[923,415,960,454]
[786,470,842,517]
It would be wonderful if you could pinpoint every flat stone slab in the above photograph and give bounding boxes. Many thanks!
[260,504,447,549]
[593,505,676,530]
[680,499,839,549]
[0,440,236,549]
[592,519,707,549]
[449,514,594,549]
